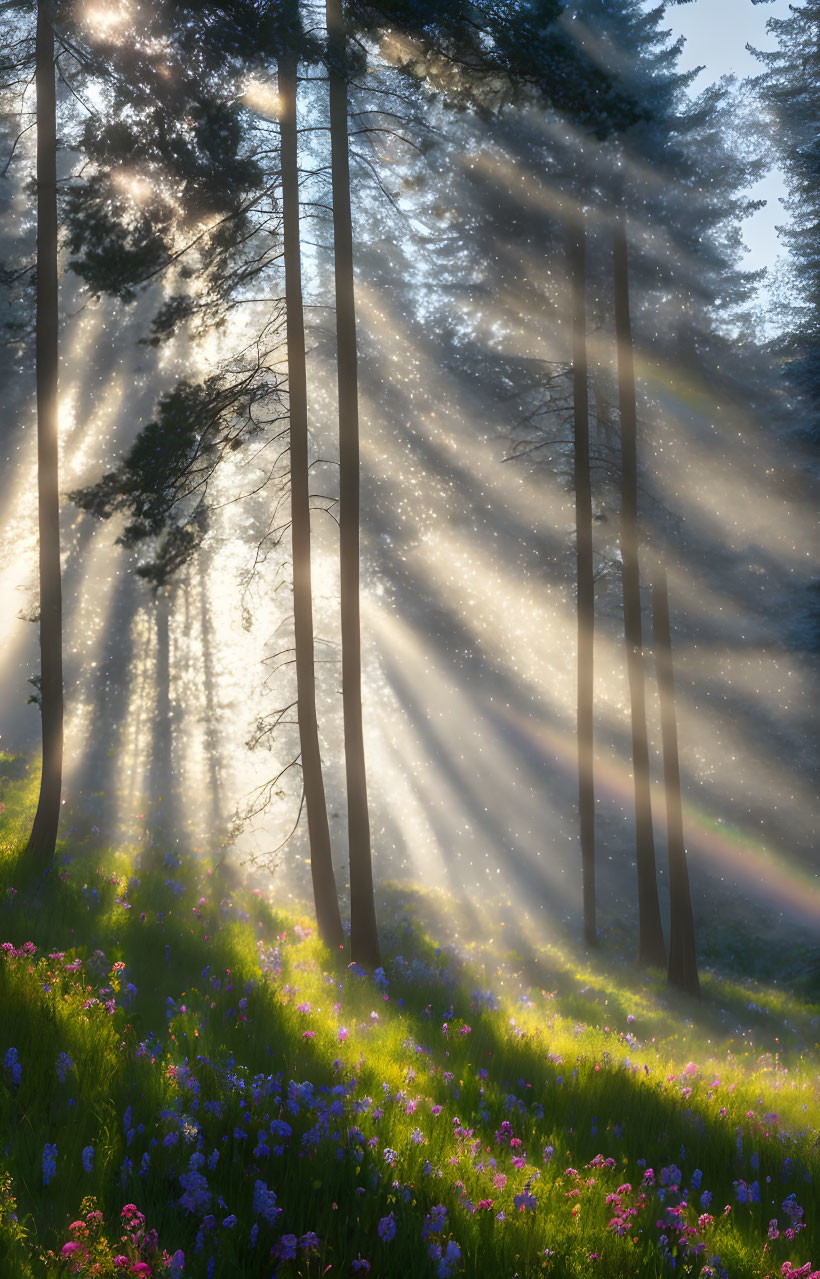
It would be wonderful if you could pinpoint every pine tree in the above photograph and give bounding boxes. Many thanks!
[326,0,381,969]
[26,0,63,873]
[750,1,820,445]
[279,24,346,954]
[568,214,596,948]
[64,1,350,949]
[652,554,699,997]
[612,217,666,968]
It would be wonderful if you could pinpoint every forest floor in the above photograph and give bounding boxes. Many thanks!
[0,752,818,1279]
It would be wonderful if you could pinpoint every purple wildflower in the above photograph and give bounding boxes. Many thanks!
[275,1234,299,1261]
[55,1052,73,1083]
[377,1212,397,1243]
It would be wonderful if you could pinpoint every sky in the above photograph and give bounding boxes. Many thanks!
[663,0,792,277]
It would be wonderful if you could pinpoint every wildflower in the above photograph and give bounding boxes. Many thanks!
[782,1195,805,1221]
[430,1240,462,1277]
[253,1180,279,1225]
[169,1252,185,1277]
[300,1231,320,1249]
[178,1169,211,1215]
[383,1148,398,1166]
[513,1191,537,1211]
[4,1047,21,1087]
[352,1258,371,1272]
[422,1205,448,1239]
[42,1143,58,1186]
[378,1212,397,1243]
[61,1242,82,1258]
[55,1052,74,1083]
[275,1234,299,1261]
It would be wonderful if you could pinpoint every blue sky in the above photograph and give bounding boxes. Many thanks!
[664,0,793,277]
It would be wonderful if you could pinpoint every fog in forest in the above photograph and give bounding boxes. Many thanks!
[1,0,817,959]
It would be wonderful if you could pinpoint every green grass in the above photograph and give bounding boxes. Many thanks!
[1,753,818,1278]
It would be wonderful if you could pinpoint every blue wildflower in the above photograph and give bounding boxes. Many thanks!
[42,1143,58,1186]
[81,1145,94,1174]
[253,1180,279,1225]
[178,1169,211,1215]
[55,1052,73,1083]
[4,1047,21,1087]
[377,1212,397,1243]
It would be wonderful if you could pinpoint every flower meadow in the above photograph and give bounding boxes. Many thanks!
[0,763,818,1277]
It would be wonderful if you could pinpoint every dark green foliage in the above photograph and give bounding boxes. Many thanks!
[64,173,168,302]
[65,91,265,301]
[750,1,820,443]
[70,372,273,583]
[347,0,643,136]
[166,0,322,66]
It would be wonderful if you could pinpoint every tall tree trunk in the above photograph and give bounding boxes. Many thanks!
[613,217,666,968]
[326,0,380,970]
[652,557,699,997]
[27,0,63,872]
[568,216,596,948]
[278,45,345,954]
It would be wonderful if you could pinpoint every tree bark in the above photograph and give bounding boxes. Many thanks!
[27,0,63,872]
[652,557,699,997]
[278,45,345,954]
[326,0,380,969]
[568,216,596,948]
[613,217,666,968]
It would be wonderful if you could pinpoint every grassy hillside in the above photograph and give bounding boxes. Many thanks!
[1,755,818,1277]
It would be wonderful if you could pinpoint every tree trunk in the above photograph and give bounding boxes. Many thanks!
[568,216,596,948]
[652,557,699,997]
[613,217,666,968]
[278,45,345,954]
[27,0,63,873]
[326,0,380,970]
